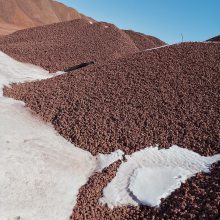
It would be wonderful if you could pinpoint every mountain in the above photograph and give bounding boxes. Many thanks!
[0,0,82,35]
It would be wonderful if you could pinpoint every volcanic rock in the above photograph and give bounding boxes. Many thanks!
[70,161,220,220]
[4,42,220,157]
[0,20,139,72]
[124,30,166,50]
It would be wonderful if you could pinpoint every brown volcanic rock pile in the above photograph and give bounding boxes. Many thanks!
[0,20,139,72]
[207,35,220,42]
[4,40,220,219]
[5,42,220,156]
[0,0,82,35]
[124,30,166,50]
[70,161,220,220]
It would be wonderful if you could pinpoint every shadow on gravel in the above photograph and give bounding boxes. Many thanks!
[64,61,95,72]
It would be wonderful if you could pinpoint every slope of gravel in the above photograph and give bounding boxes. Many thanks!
[0,19,139,72]
[124,30,166,50]
[4,42,220,156]
[70,161,220,220]
[207,35,220,42]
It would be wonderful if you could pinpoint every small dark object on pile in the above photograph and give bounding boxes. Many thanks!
[64,61,95,72]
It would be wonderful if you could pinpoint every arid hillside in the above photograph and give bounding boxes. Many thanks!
[0,0,82,35]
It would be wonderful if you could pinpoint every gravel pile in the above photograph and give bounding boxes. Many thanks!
[124,30,166,50]
[207,35,220,42]
[4,42,220,157]
[70,161,220,220]
[0,19,139,72]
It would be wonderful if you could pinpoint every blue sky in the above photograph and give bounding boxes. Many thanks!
[57,0,220,44]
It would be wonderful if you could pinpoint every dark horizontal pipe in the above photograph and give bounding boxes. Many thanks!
[64,61,95,72]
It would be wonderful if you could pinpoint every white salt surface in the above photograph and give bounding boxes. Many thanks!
[100,146,220,208]
[0,51,122,220]
[96,150,124,172]
[129,167,190,206]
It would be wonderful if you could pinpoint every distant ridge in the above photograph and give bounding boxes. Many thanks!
[207,35,220,42]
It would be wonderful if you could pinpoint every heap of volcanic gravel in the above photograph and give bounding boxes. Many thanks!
[70,161,220,220]
[207,35,220,42]
[4,42,220,156]
[0,19,139,72]
[124,30,166,50]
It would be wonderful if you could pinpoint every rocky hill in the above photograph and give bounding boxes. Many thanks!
[0,0,82,35]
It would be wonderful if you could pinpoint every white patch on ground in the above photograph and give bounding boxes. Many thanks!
[0,102,96,220]
[100,146,220,208]
[144,44,170,51]
[0,51,122,220]
[129,167,190,206]
[96,150,124,172]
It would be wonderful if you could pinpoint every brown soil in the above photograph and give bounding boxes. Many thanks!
[0,21,23,36]
[0,0,83,35]
[4,42,220,157]
[0,19,139,72]
[70,161,220,220]
[124,30,166,50]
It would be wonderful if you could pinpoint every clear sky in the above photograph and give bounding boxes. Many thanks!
[57,0,220,44]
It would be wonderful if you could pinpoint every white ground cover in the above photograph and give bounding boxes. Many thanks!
[0,52,122,220]
[100,146,220,208]
[1,49,220,219]
[96,150,124,171]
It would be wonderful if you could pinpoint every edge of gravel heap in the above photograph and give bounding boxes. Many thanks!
[124,30,166,50]
[0,19,166,73]
[207,35,220,42]
[0,19,139,72]
[4,42,220,157]
[70,160,220,220]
